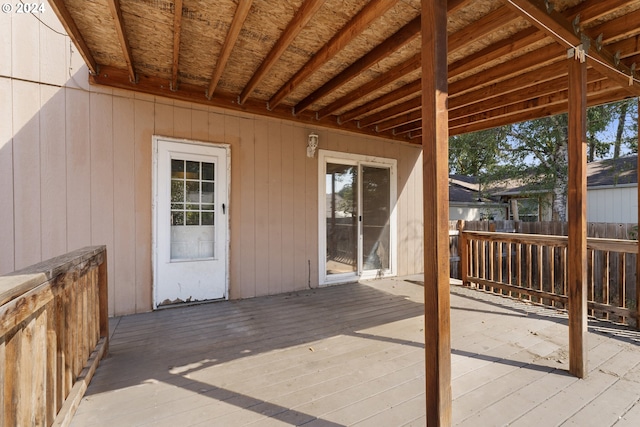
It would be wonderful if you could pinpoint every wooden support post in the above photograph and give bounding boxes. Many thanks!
[567,48,588,378]
[422,1,451,425]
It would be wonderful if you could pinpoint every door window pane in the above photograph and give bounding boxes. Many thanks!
[325,163,357,275]
[170,160,216,260]
[362,166,390,271]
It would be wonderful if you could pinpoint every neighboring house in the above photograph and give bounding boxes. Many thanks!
[449,175,507,221]
[491,155,638,223]
[586,155,638,223]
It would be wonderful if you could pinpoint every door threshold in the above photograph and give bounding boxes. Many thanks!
[155,297,227,310]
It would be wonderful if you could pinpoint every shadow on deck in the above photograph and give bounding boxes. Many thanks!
[70,277,640,426]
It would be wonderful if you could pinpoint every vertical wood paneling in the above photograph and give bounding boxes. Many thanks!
[292,125,308,289]
[0,7,10,76]
[155,103,174,136]
[40,86,67,260]
[90,93,115,314]
[134,99,154,312]
[280,122,295,292]
[174,106,192,139]
[268,120,283,295]
[11,12,38,82]
[66,89,92,252]
[208,111,225,142]
[13,80,41,269]
[254,119,270,296]
[113,96,136,315]
[0,78,14,275]
[191,108,209,140]
[39,16,67,87]
[237,117,256,298]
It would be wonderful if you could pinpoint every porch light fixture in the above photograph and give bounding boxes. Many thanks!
[307,132,319,158]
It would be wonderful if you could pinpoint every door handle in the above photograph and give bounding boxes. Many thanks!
[222,203,226,214]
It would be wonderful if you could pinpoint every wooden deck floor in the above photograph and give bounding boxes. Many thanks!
[70,277,640,426]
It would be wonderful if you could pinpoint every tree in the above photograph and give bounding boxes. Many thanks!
[448,127,506,198]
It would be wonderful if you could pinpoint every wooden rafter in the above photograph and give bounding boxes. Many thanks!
[107,0,136,83]
[207,0,253,99]
[504,0,640,96]
[47,0,98,74]
[448,6,520,53]
[449,78,621,129]
[319,53,421,121]
[450,87,631,135]
[358,96,421,127]
[267,0,397,110]
[239,0,325,105]
[320,3,518,121]
[171,0,183,91]
[339,78,421,123]
[293,16,421,115]
[376,110,421,132]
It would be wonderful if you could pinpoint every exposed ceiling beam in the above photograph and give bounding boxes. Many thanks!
[107,0,136,83]
[358,96,421,127]
[447,0,472,15]
[318,5,519,120]
[587,8,640,44]
[339,77,421,123]
[504,0,640,96]
[318,53,421,120]
[450,43,565,97]
[448,6,520,53]
[450,70,607,120]
[450,87,631,135]
[293,16,421,115]
[238,0,325,105]
[48,0,98,74]
[267,0,397,110]
[207,0,253,99]
[170,0,183,91]
[375,109,421,132]
[448,27,545,79]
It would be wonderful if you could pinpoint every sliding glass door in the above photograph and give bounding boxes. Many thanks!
[320,151,396,284]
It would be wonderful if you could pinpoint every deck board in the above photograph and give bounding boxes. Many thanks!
[70,277,640,426]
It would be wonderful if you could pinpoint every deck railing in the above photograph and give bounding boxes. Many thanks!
[0,246,108,427]
[459,227,640,327]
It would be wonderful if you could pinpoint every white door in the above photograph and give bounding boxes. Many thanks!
[153,137,229,308]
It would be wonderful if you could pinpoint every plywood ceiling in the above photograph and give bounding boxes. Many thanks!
[49,0,640,142]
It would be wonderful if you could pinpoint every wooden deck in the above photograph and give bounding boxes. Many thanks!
[70,277,640,426]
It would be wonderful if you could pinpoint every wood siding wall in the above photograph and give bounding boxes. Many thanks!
[1,13,424,315]
[587,186,638,223]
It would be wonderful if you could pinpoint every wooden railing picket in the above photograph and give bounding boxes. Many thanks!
[460,230,638,327]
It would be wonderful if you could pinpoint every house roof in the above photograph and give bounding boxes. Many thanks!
[492,154,638,197]
[587,154,638,187]
[49,0,640,142]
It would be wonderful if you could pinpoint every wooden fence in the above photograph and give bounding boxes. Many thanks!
[0,246,109,427]
[452,221,640,327]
